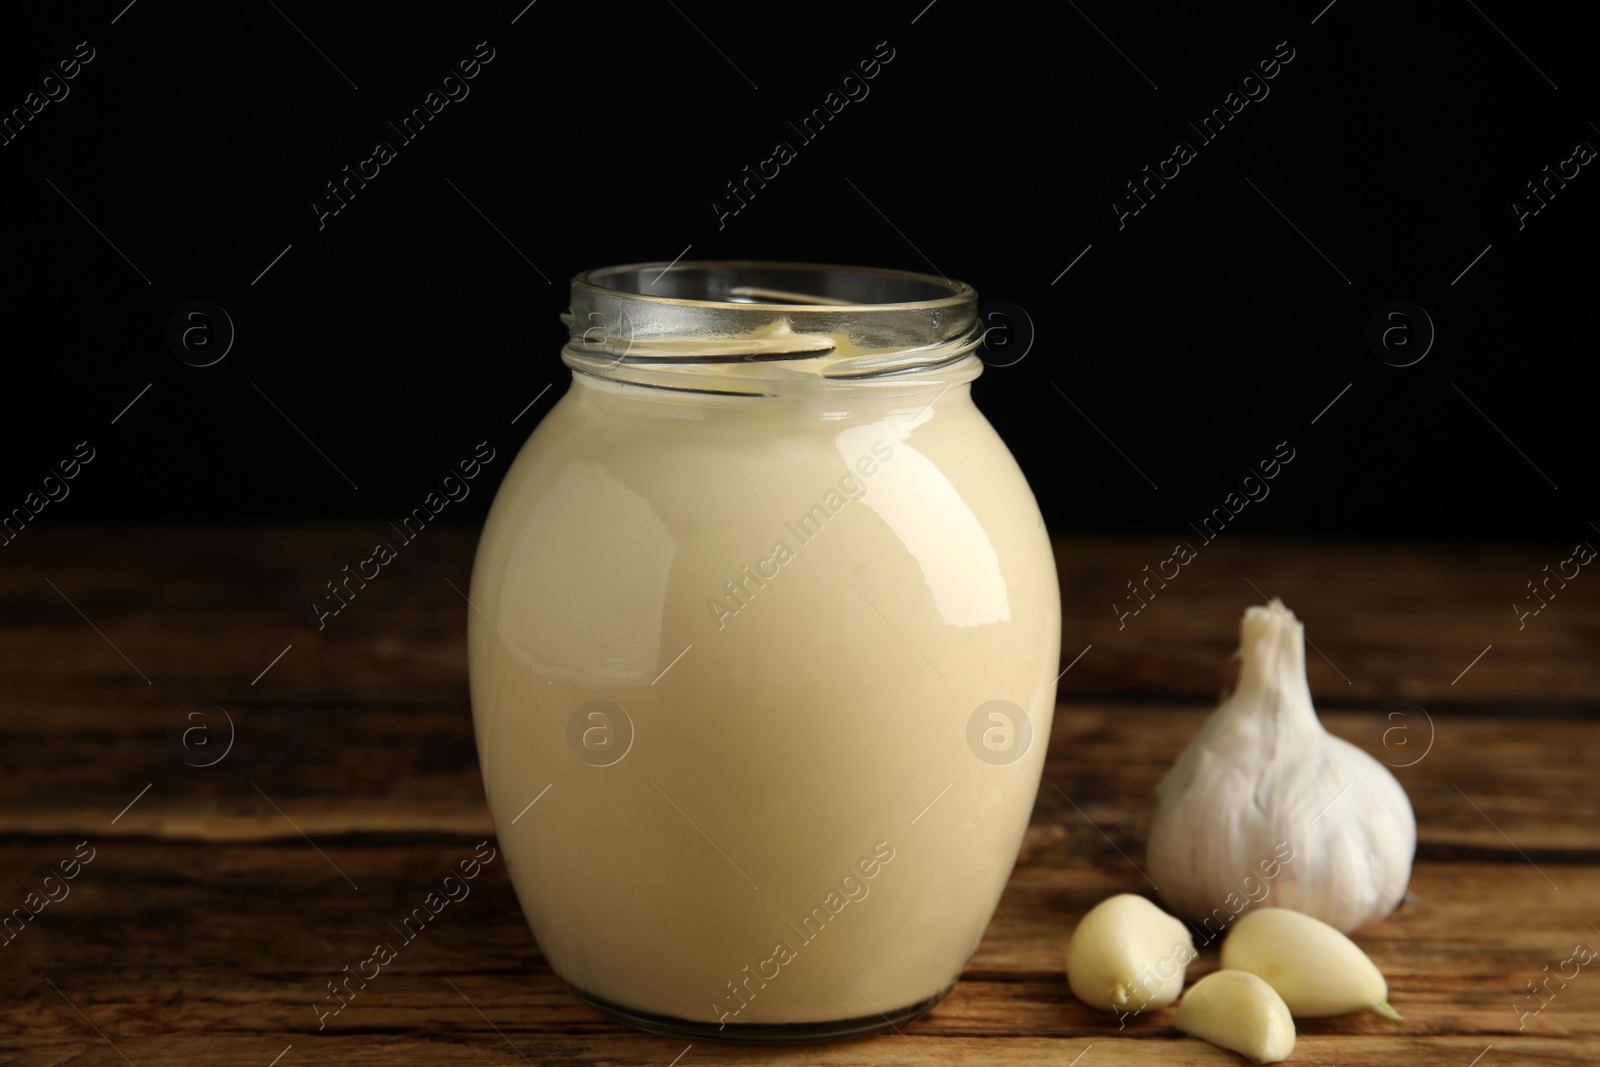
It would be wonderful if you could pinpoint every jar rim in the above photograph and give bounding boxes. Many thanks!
[572,260,975,313]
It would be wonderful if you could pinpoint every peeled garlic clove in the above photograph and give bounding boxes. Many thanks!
[1065,893,1196,1014]
[1222,906,1400,1019]
[1147,599,1417,933]
[1176,970,1297,1064]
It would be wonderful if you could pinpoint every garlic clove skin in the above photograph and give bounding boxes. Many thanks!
[1146,599,1417,933]
[1065,893,1196,1013]
[1175,969,1297,1064]
[1221,906,1400,1019]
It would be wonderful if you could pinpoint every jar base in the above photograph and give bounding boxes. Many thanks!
[565,981,955,1044]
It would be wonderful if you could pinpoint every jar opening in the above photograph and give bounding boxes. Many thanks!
[562,261,983,396]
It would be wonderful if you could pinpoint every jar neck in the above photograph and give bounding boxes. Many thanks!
[560,261,985,398]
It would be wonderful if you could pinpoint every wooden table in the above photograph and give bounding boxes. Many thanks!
[3,526,1597,1065]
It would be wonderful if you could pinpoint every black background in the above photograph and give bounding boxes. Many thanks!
[1,0,1593,543]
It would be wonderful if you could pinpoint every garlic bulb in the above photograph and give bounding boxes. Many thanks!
[1064,893,1196,1014]
[1147,599,1416,933]
[1222,907,1401,1019]
[1175,970,1296,1064]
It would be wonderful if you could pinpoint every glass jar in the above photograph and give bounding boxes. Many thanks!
[467,262,1060,1042]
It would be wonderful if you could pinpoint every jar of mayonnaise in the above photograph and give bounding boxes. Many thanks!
[468,262,1060,1041]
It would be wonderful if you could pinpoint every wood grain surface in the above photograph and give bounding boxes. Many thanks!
[2,525,1596,1065]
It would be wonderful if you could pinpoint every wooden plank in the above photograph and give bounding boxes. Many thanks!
[1,703,1595,858]
[1,840,1594,1064]
[1054,535,1600,710]
[1,528,1595,712]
